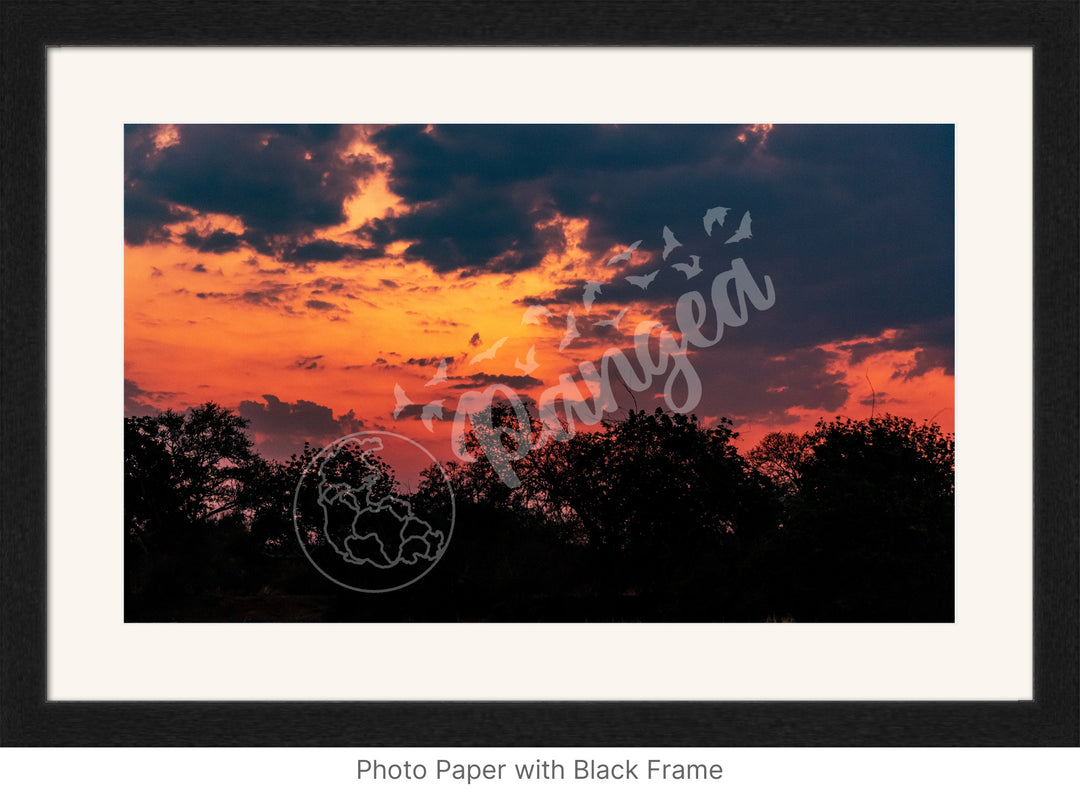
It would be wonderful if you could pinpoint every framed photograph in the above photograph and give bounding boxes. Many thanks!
[2,1,1076,746]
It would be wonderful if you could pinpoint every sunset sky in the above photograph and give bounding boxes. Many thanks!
[124,123,954,480]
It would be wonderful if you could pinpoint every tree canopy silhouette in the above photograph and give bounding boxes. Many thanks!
[125,403,270,608]
[124,403,955,623]
[125,402,263,534]
[760,414,955,622]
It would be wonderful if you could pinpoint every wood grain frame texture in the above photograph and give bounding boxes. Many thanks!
[1,0,1076,746]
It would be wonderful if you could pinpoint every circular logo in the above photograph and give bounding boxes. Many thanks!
[292,431,455,592]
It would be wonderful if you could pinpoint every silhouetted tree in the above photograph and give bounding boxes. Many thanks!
[746,430,813,495]
[125,403,270,608]
[125,402,261,532]
[768,414,954,621]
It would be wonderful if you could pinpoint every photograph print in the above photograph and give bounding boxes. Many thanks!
[124,123,955,624]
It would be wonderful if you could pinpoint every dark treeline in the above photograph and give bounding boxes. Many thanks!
[125,403,954,623]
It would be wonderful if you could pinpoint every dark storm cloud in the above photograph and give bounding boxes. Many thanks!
[367,124,953,359]
[124,192,194,246]
[179,277,358,318]
[353,215,397,246]
[891,345,954,381]
[838,317,954,378]
[304,277,355,296]
[420,317,463,328]
[405,356,455,367]
[392,403,429,421]
[371,124,738,204]
[529,260,694,311]
[390,184,563,275]
[292,355,324,371]
[239,229,277,257]
[371,125,690,274]
[237,394,362,461]
[180,227,244,254]
[124,378,180,417]
[124,124,374,246]
[283,239,384,265]
[859,391,895,406]
[238,287,286,306]
[449,373,544,391]
[366,124,748,273]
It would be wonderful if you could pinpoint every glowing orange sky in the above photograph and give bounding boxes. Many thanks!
[125,124,954,479]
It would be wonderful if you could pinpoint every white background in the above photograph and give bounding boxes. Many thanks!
[19,46,1072,800]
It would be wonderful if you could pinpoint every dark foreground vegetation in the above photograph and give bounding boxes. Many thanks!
[125,403,954,622]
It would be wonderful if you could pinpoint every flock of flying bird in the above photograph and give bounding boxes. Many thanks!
[393,206,752,430]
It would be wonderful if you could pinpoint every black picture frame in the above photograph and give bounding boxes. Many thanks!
[1,0,1077,747]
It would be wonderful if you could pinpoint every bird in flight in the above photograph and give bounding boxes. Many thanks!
[559,311,580,351]
[607,240,643,265]
[725,211,752,244]
[582,280,603,312]
[392,384,413,419]
[594,307,629,330]
[424,358,449,386]
[515,345,540,375]
[703,206,730,236]
[521,305,553,325]
[661,226,682,259]
[671,255,702,279]
[469,336,508,364]
[626,270,659,290]
[421,400,447,432]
